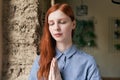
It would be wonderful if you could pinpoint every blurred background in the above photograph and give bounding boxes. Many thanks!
[0,0,120,80]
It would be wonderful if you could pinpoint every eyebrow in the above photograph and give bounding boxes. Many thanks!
[48,20,53,23]
[48,18,68,22]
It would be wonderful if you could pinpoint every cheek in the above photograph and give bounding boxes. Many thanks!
[66,24,73,31]
[63,26,73,35]
[49,27,53,34]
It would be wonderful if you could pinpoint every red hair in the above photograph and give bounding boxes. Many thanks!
[37,3,75,80]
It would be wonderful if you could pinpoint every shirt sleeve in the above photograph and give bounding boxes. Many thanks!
[28,55,40,80]
[87,57,102,80]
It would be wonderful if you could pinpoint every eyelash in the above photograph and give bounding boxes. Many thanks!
[48,21,66,26]
[59,21,66,24]
[49,23,54,26]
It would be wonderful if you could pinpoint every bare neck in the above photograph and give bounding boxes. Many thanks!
[56,41,73,53]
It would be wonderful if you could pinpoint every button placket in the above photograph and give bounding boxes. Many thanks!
[61,54,66,71]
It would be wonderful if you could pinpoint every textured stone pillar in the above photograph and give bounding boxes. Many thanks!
[0,0,2,79]
[2,0,40,80]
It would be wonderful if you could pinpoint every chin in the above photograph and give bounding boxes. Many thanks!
[54,38,64,42]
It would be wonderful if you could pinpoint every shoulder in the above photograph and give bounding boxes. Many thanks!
[31,55,40,69]
[29,55,40,80]
[74,49,100,73]
[74,48,97,65]
[74,50,101,79]
[35,55,40,62]
[30,55,40,73]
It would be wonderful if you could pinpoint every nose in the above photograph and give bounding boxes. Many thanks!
[54,23,60,31]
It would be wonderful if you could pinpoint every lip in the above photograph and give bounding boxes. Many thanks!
[54,33,62,37]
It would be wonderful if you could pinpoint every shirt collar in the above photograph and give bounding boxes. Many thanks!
[55,45,77,59]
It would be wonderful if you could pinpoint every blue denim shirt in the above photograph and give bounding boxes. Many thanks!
[29,45,101,80]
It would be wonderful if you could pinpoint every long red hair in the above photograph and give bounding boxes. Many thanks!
[37,3,75,80]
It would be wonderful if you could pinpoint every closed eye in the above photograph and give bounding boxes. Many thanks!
[59,20,67,24]
[48,22,54,26]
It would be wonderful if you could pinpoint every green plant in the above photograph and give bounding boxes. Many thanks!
[114,44,120,50]
[73,19,96,48]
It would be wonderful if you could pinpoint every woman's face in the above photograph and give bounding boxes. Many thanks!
[48,10,75,43]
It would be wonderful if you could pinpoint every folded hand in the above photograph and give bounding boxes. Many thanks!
[48,58,62,80]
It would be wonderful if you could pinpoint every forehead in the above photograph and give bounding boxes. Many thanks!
[48,10,69,21]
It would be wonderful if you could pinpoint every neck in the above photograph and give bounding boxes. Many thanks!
[56,40,73,53]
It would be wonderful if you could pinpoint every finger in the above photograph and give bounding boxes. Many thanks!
[49,63,52,80]
[52,58,62,80]
[52,58,59,78]
[51,58,55,80]
[49,59,54,80]
[53,58,58,71]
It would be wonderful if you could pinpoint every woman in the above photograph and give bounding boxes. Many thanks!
[29,3,101,80]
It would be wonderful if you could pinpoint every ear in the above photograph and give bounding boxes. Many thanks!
[72,20,76,29]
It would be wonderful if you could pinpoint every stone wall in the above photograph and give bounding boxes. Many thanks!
[2,0,40,80]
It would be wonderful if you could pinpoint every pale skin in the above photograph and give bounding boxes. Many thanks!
[48,10,76,80]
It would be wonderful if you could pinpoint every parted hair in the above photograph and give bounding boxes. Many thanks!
[37,3,75,80]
